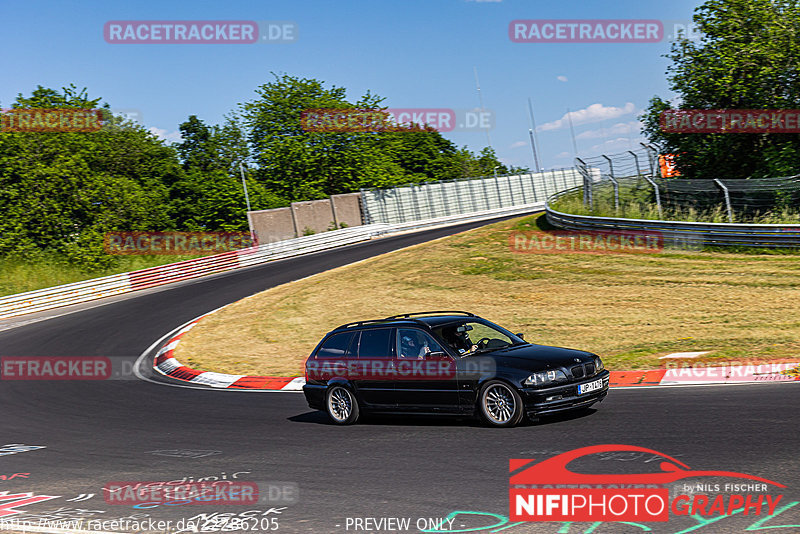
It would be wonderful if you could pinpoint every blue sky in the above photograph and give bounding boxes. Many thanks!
[1,0,702,170]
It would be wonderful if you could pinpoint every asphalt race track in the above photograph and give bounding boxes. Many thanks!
[1,216,799,534]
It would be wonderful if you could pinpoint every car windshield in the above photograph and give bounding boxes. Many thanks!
[434,320,525,356]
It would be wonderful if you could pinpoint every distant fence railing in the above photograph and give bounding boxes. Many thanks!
[547,147,800,248]
[546,196,800,248]
[360,169,583,225]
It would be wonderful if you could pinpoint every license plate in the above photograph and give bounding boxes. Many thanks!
[578,378,603,395]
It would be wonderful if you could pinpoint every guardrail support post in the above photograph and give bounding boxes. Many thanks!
[494,175,504,207]
[631,150,662,217]
[454,178,466,214]
[506,175,516,205]
[640,143,658,178]
[576,158,592,210]
[602,155,619,212]
[425,182,436,218]
[714,179,734,222]
[393,186,406,223]
[518,173,529,204]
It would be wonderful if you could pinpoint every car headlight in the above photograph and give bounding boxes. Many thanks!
[594,356,604,371]
[524,369,567,386]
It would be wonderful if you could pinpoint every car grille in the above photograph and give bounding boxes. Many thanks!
[571,363,596,379]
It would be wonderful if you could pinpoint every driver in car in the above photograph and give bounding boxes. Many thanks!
[399,331,431,359]
[442,325,477,355]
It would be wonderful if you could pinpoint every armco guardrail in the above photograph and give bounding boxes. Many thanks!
[0,203,544,320]
[546,187,800,248]
[0,225,387,320]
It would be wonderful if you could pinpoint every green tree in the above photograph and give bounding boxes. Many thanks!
[642,0,800,179]
[171,115,285,230]
[0,86,180,268]
[241,73,407,201]
[239,73,508,199]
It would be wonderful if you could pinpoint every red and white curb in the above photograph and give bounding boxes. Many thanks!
[153,313,304,391]
[151,317,800,391]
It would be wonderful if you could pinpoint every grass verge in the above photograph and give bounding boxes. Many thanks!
[0,254,207,297]
[174,214,800,376]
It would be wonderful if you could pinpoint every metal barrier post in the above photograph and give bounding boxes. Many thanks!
[529,173,539,203]
[481,176,491,210]
[359,188,371,225]
[640,143,658,178]
[631,150,662,216]
[411,184,422,220]
[494,175,504,207]
[602,155,619,212]
[576,158,591,210]
[506,175,515,205]
[425,182,436,218]
[469,178,479,211]
[714,179,734,222]
[438,180,451,216]
[518,173,529,204]
[393,186,406,223]
[455,178,465,214]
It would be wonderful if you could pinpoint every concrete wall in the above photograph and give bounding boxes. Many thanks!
[248,193,364,243]
[331,193,362,228]
[248,207,296,243]
[292,199,337,235]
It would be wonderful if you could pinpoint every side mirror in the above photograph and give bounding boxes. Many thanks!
[426,351,448,360]
[516,333,525,340]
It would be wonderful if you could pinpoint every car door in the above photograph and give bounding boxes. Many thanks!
[353,327,397,408]
[393,328,460,412]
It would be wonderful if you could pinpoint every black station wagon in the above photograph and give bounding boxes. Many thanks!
[302,311,609,427]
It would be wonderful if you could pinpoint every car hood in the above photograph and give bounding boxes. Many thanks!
[476,344,596,371]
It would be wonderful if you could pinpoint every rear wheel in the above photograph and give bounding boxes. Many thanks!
[478,380,524,427]
[325,385,360,425]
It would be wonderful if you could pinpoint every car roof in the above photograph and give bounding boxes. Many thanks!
[331,311,476,332]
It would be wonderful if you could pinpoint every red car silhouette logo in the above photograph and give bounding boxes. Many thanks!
[510,444,785,487]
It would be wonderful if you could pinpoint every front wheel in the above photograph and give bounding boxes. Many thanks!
[478,380,524,427]
[325,385,360,425]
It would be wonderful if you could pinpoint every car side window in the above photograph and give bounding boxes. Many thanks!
[397,329,444,359]
[356,328,394,359]
[316,332,355,359]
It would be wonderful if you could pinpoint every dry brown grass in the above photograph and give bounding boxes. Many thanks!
[175,215,800,376]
